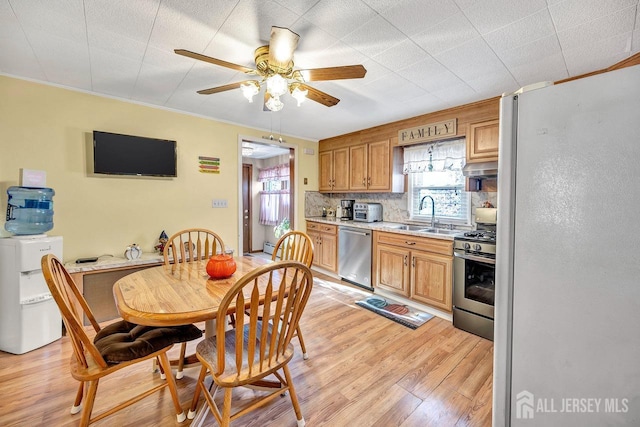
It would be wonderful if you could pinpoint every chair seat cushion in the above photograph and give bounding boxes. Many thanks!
[94,320,202,364]
[196,323,294,386]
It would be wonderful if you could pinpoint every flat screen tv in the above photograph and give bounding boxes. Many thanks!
[93,131,177,177]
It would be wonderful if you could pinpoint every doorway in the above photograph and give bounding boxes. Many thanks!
[238,137,295,255]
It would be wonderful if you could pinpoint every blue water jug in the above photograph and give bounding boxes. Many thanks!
[5,186,55,235]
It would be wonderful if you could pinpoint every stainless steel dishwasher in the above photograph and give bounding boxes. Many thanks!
[338,226,373,290]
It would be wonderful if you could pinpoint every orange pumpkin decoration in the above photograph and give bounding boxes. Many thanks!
[206,253,237,279]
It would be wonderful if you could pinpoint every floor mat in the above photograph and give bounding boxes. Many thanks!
[355,295,434,329]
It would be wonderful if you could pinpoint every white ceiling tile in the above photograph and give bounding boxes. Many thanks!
[363,73,427,102]
[430,80,478,104]
[434,37,506,81]
[85,0,159,44]
[371,39,427,70]
[148,0,239,52]
[341,16,406,58]
[360,0,396,14]
[397,56,467,93]
[303,0,378,39]
[497,34,562,68]
[563,31,633,75]
[274,0,319,15]
[556,6,637,50]
[483,9,555,54]
[356,59,393,82]
[290,19,339,66]
[458,0,548,34]
[381,0,460,36]
[549,0,637,31]
[0,1,44,79]
[411,12,480,56]
[26,29,91,89]
[215,0,299,49]
[464,67,519,97]
[87,25,148,63]
[508,52,568,86]
[311,41,368,69]
[11,0,87,43]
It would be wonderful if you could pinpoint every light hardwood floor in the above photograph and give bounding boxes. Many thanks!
[0,270,492,426]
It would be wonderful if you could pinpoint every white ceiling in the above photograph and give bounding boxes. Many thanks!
[1,0,638,141]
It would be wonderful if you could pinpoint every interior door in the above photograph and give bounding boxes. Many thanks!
[242,164,252,254]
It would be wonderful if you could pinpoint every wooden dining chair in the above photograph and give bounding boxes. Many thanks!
[163,228,225,378]
[188,260,313,427]
[272,230,314,359]
[41,254,202,426]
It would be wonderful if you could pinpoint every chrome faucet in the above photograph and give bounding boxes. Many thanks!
[419,195,436,228]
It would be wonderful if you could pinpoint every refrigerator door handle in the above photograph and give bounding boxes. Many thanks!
[20,293,54,305]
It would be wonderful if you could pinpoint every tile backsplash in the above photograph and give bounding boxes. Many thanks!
[304,191,497,228]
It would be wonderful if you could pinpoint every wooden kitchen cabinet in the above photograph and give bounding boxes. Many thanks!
[375,243,411,296]
[306,221,338,272]
[467,119,499,162]
[349,140,392,191]
[319,137,403,193]
[319,148,349,192]
[411,251,453,311]
[373,231,453,312]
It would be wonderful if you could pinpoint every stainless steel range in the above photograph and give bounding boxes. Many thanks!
[452,208,496,341]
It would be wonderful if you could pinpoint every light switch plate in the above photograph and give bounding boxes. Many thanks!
[212,199,228,208]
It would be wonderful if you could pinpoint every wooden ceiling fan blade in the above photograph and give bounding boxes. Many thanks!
[298,83,340,107]
[268,26,299,74]
[175,49,255,74]
[197,80,256,95]
[293,65,367,82]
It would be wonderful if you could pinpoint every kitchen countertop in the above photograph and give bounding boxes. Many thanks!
[64,253,164,273]
[305,217,459,241]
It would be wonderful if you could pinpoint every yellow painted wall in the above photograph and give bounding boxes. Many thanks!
[0,76,319,262]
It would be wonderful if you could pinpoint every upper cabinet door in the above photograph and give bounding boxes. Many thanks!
[332,147,350,191]
[349,144,368,191]
[319,151,333,192]
[367,140,391,191]
[467,119,499,162]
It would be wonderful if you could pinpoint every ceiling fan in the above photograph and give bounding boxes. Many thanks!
[175,26,367,112]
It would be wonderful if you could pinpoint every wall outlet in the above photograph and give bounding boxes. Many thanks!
[212,199,228,208]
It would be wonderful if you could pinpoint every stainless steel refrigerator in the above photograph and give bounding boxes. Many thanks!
[494,65,640,426]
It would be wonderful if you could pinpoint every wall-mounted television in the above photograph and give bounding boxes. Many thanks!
[93,131,177,177]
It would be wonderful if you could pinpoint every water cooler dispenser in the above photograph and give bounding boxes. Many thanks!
[1,185,62,354]
[0,236,63,354]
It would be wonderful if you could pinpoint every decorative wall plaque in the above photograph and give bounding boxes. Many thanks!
[398,119,457,145]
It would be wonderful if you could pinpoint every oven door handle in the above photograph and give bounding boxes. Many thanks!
[454,251,496,265]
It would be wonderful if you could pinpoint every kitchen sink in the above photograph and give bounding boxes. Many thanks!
[385,224,429,231]
[419,228,459,235]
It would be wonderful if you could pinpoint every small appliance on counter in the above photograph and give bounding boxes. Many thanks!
[354,202,382,223]
[340,199,355,220]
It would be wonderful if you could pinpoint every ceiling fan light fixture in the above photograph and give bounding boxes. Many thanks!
[241,81,260,102]
[265,95,284,112]
[290,83,308,106]
[266,74,287,98]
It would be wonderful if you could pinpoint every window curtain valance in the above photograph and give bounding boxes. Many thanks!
[402,138,465,174]
[258,164,289,182]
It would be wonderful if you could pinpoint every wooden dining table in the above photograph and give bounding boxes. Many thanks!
[113,255,272,338]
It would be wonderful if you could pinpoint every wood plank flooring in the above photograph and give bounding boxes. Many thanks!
[0,271,492,426]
